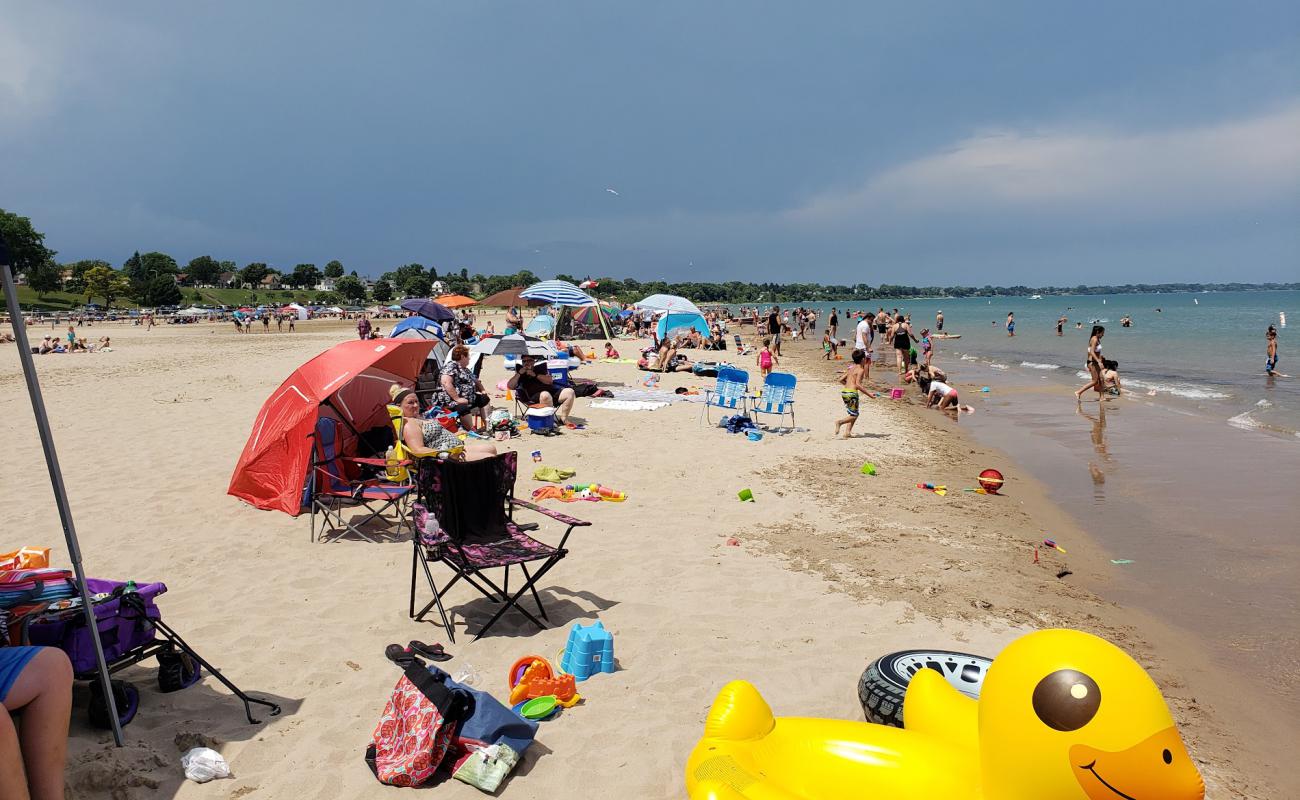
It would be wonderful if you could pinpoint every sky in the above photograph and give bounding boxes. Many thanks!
[2,1,1298,286]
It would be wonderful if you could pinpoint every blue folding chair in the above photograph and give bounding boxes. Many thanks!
[309,416,413,544]
[703,367,750,424]
[751,372,796,429]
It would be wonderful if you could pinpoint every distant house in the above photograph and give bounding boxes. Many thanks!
[431,280,447,295]
[260,274,282,290]
[218,271,237,288]
[315,277,336,292]
[174,272,190,286]
[59,268,74,287]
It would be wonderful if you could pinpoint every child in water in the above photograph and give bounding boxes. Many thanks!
[1266,326,1279,375]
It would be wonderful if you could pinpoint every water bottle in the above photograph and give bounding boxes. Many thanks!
[384,445,400,481]
[124,580,137,594]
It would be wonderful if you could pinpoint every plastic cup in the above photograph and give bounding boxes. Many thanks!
[737,488,754,502]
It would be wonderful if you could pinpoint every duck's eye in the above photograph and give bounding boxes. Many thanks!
[1032,669,1101,731]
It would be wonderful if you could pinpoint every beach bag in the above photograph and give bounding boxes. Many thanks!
[442,675,539,793]
[487,408,514,433]
[365,659,472,787]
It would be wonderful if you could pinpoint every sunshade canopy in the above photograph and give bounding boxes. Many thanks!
[400,299,455,322]
[471,334,557,357]
[520,280,596,307]
[657,312,712,340]
[524,313,556,337]
[479,287,548,308]
[435,294,478,309]
[389,316,445,340]
[636,293,702,315]
[228,339,436,515]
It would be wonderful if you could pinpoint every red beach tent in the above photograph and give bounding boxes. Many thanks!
[227,339,436,514]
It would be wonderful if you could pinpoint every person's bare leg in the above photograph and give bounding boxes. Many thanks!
[556,388,575,422]
[3,648,72,800]
[0,709,31,800]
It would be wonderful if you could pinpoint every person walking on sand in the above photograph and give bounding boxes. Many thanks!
[891,314,917,378]
[757,337,777,378]
[767,306,782,357]
[1006,312,1016,337]
[936,309,944,332]
[828,307,839,341]
[1266,325,1279,375]
[356,315,372,340]
[835,349,872,438]
[1076,325,1106,400]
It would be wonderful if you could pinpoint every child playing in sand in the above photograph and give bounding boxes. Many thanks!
[822,331,833,360]
[835,349,871,438]
[604,342,620,359]
[1102,359,1123,395]
[926,379,960,410]
[757,338,777,377]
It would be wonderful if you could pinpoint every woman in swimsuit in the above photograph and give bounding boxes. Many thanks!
[395,389,497,461]
[892,314,917,378]
[1075,325,1106,400]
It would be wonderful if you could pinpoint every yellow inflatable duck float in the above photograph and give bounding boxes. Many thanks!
[685,629,1204,799]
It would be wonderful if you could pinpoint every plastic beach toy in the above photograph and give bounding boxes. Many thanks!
[889,388,905,399]
[531,450,542,462]
[684,629,1204,800]
[746,430,763,441]
[860,462,878,476]
[1043,538,1067,554]
[737,488,754,502]
[520,695,558,720]
[560,621,615,681]
[977,468,1005,494]
[980,386,991,393]
[508,656,580,707]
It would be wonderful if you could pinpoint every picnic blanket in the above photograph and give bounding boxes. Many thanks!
[591,400,670,411]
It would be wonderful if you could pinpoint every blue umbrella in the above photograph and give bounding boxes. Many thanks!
[519,280,596,307]
[657,312,711,340]
[389,316,445,340]
[400,298,456,322]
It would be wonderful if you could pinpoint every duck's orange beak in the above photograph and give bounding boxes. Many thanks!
[1070,727,1204,800]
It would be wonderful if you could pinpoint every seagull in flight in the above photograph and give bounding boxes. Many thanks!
[605,187,620,196]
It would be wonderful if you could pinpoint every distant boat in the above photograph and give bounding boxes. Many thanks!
[1029,294,1042,300]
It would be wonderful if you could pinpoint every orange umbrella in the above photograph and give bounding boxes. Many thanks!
[435,294,478,309]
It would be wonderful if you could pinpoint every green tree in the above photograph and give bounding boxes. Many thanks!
[239,262,270,288]
[84,265,132,306]
[401,274,431,298]
[139,274,182,307]
[290,263,321,289]
[428,265,438,280]
[324,260,345,279]
[122,251,178,284]
[315,291,343,306]
[186,255,222,286]
[335,275,368,303]
[0,209,57,275]
[64,259,111,297]
[372,279,394,302]
[25,260,62,296]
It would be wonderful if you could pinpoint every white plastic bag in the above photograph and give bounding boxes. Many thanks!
[181,747,231,783]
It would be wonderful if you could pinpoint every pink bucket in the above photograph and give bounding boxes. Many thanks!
[889,388,905,400]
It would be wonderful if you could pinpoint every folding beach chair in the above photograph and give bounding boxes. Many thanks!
[703,367,750,424]
[733,334,753,355]
[750,372,797,429]
[409,451,590,642]
[309,416,414,544]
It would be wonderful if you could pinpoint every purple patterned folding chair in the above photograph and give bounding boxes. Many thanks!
[409,451,590,642]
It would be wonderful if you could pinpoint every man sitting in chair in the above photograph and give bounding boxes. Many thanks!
[508,354,576,424]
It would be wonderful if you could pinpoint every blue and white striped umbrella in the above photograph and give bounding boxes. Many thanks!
[519,280,596,307]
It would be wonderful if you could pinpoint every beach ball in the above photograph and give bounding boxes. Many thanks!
[978,468,1005,494]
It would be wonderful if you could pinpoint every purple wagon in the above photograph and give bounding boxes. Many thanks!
[25,578,279,729]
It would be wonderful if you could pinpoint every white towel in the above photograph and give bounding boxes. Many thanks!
[590,400,670,411]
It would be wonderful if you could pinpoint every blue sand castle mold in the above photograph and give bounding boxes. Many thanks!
[560,621,615,682]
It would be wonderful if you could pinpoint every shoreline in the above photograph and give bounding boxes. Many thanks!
[0,315,1287,797]
[784,331,1292,796]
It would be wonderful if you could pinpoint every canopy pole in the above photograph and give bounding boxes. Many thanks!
[1,260,124,746]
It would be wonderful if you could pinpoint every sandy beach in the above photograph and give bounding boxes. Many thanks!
[1,315,1291,798]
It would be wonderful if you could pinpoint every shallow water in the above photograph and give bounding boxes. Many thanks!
[746,290,1299,438]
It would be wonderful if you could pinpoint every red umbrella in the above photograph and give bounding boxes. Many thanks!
[227,339,436,514]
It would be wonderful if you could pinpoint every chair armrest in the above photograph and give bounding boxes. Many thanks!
[347,456,414,467]
[508,497,592,527]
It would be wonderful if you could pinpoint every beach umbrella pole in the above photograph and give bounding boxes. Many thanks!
[1,260,125,746]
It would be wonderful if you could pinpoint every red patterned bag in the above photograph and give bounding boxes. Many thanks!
[366,659,471,786]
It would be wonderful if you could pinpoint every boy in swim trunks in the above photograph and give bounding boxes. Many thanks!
[835,349,872,439]
[1266,326,1278,375]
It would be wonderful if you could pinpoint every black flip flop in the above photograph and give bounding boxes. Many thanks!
[408,640,453,662]
[384,643,423,668]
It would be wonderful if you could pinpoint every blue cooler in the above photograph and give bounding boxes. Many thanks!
[526,407,557,433]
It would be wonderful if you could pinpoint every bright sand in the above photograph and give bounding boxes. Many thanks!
[0,315,1290,798]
